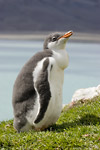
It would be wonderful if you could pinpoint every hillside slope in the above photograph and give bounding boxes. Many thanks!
[0,98,100,149]
[0,0,100,33]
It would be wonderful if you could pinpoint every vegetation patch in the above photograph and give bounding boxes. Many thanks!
[0,98,100,149]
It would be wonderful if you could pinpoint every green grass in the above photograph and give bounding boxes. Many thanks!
[1,98,100,150]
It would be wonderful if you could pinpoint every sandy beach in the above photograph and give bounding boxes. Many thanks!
[0,32,100,43]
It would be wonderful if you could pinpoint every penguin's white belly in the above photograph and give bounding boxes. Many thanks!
[46,67,64,123]
[34,59,64,129]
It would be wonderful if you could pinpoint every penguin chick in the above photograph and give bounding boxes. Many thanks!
[12,31,73,132]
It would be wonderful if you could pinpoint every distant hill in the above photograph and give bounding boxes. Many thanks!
[0,0,100,33]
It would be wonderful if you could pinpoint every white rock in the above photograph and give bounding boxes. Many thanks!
[71,85,100,102]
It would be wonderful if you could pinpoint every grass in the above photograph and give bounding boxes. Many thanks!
[0,98,100,150]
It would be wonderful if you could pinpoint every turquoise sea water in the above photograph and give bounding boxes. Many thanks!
[0,39,100,121]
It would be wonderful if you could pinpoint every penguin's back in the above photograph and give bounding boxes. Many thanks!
[12,50,52,132]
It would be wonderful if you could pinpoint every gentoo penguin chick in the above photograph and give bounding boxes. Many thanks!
[12,31,73,132]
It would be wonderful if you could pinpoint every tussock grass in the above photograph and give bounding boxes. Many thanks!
[0,98,100,149]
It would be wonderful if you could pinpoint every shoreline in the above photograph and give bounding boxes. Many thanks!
[0,32,100,43]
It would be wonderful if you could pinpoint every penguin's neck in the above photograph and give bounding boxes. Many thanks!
[52,49,69,70]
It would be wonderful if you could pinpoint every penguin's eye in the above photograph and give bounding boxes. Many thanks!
[52,37,56,42]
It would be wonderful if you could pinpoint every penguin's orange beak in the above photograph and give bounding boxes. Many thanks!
[59,31,73,39]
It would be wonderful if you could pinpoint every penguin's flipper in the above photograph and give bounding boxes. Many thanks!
[34,58,52,124]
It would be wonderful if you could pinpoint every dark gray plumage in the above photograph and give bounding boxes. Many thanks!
[12,50,52,132]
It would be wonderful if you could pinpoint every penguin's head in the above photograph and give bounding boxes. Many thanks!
[43,31,73,50]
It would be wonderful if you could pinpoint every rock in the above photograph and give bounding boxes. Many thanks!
[71,85,100,102]
[63,85,100,110]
